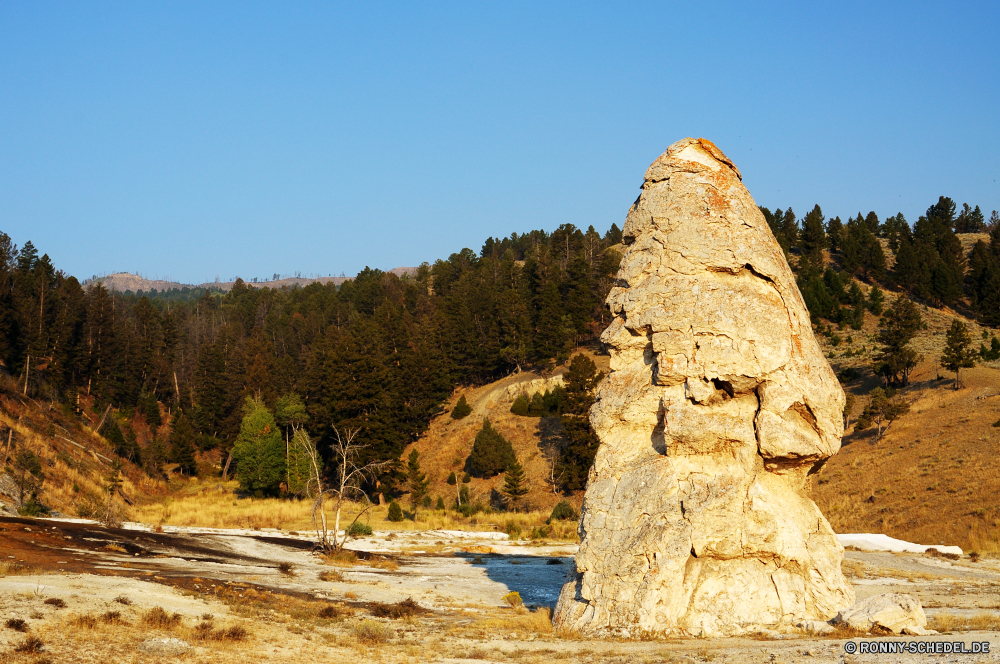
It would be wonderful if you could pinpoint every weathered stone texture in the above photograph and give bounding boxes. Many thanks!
[554,138,854,637]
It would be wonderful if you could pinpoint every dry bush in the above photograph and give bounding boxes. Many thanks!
[71,614,99,628]
[930,612,959,632]
[142,606,182,629]
[369,597,425,619]
[194,622,250,641]
[319,604,352,619]
[13,634,44,653]
[103,543,126,553]
[113,595,132,606]
[5,617,28,632]
[353,619,392,645]
[969,612,1000,631]
[324,550,359,566]
[502,591,523,608]
[474,606,553,635]
[367,555,399,571]
[344,591,358,600]
[277,562,295,576]
[318,570,343,582]
[101,610,129,625]
[43,598,66,609]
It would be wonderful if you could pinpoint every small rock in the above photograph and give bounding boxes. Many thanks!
[901,625,938,636]
[796,620,835,635]
[833,593,927,634]
[138,638,190,656]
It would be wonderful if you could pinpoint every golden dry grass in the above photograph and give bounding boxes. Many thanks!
[930,611,1000,632]
[470,606,553,636]
[131,481,579,540]
[813,353,1000,554]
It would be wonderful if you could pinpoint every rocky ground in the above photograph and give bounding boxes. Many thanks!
[1,516,999,663]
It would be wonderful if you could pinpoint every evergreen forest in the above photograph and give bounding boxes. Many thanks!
[2,194,998,498]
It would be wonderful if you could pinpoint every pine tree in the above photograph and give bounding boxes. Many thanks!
[501,457,529,511]
[386,500,404,522]
[510,393,529,416]
[826,216,843,254]
[799,205,827,271]
[169,411,198,476]
[467,419,516,478]
[875,297,925,387]
[232,396,285,496]
[867,284,885,315]
[941,320,977,388]
[450,395,472,419]
[856,387,909,444]
[558,354,604,492]
[406,449,430,517]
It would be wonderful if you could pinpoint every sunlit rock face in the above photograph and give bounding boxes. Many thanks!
[553,138,854,637]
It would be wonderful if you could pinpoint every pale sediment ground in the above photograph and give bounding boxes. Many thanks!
[1,518,999,663]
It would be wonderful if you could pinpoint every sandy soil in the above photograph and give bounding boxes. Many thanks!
[2,516,999,663]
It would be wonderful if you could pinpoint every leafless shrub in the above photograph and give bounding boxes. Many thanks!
[13,635,44,653]
[369,597,425,619]
[113,595,132,606]
[5,618,28,631]
[43,598,66,608]
[142,606,182,629]
[277,562,295,576]
[101,610,129,625]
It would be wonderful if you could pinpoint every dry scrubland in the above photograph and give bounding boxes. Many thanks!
[811,299,1000,555]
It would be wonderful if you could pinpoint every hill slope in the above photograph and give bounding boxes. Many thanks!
[403,349,610,514]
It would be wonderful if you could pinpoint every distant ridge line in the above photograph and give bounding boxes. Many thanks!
[88,267,419,293]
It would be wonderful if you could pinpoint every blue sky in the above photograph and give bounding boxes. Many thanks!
[1,2,997,284]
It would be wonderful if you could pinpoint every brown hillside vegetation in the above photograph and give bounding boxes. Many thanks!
[0,392,163,518]
[403,349,610,515]
[811,299,1000,554]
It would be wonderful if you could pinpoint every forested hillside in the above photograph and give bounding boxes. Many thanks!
[2,193,998,510]
[0,223,622,496]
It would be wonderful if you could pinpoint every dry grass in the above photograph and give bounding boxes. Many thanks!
[930,611,1000,632]
[472,606,553,636]
[43,598,66,609]
[142,606,182,629]
[132,483,579,541]
[318,569,344,582]
[353,619,393,645]
[814,354,1000,554]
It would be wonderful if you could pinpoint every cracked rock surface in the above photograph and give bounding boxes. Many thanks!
[554,138,854,637]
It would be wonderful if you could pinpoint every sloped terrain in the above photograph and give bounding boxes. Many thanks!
[403,349,610,514]
[0,391,160,519]
[810,295,1000,554]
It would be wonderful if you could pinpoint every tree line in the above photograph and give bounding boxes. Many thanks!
[0,223,622,498]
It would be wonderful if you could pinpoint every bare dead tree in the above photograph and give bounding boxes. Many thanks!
[293,425,391,552]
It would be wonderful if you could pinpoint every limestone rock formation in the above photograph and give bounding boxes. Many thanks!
[553,138,854,637]
[834,593,934,635]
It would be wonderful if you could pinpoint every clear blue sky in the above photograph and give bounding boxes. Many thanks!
[1,2,998,284]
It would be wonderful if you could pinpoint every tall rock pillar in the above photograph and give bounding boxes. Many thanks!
[554,138,854,637]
